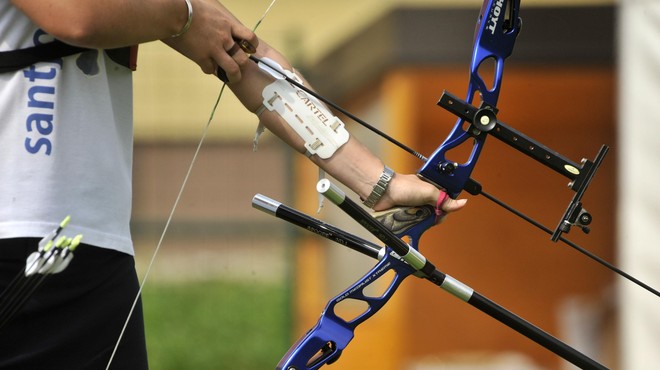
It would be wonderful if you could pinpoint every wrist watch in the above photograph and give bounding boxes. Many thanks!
[363,166,395,209]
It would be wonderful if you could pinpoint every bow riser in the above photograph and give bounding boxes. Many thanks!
[418,0,521,198]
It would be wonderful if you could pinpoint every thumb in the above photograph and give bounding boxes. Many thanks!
[441,198,468,213]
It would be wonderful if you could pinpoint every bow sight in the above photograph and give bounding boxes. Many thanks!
[429,90,609,242]
[416,0,607,243]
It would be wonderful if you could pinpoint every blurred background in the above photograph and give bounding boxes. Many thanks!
[130,0,659,369]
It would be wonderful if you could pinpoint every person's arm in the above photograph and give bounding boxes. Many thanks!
[10,0,257,82]
[11,0,464,214]
[228,41,467,213]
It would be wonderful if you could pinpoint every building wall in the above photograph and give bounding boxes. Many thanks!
[130,140,292,283]
[398,66,615,369]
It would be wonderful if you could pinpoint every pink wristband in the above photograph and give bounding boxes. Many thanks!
[435,192,450,222]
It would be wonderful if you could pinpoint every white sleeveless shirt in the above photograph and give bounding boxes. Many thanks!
[0,4,135,255]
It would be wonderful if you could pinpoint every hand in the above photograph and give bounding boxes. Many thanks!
[163,0,258,83]
[373,173,468,215]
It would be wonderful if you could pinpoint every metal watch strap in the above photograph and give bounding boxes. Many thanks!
[363,166,395,208]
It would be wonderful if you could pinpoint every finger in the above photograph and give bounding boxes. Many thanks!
[226,42,242,57]
[216,60,239,83]
[441,198,468,213]
[237,39,257,54]
[231,25,259,53]
[434,197,467,224]
[215,2,259,53]
[216,40,252,83]
[216,66,229,83]
[216,41,241,83]
[228,40,252,67]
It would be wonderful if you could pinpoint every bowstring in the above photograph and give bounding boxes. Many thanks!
[104,2,278,368]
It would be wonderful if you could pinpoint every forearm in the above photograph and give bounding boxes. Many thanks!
[12,0,258,80]
[228,41,440,209]
[11,0,187,48]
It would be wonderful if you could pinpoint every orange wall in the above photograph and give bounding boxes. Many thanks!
[397,66,616,368]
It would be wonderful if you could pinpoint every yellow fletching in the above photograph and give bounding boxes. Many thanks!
[60,215,71,228]
[69,235,84,251]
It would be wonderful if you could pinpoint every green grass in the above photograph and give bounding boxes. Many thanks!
[142,280,290,370]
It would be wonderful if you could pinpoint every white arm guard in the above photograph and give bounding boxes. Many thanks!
[258,58,349,159]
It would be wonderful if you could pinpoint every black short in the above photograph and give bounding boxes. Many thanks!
[0,238,148,370]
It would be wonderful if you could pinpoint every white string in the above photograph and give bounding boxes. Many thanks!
[104,1,278,368]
